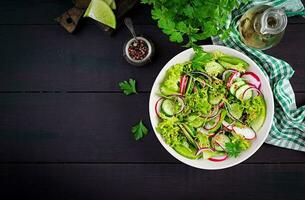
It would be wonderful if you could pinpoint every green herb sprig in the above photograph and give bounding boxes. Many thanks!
[141,0,248,46]
[119,79,137,95]
[132,120,149,140]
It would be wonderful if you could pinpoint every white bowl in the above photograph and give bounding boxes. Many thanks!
[149,45,274,170]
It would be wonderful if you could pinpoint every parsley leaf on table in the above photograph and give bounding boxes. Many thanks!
[119,79,137,95]
[132,120,149,140]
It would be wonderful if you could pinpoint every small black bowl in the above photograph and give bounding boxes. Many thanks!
[123,36,154,66]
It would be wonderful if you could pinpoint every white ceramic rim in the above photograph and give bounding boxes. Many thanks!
[149,45,274,170]
[125,36,152,63]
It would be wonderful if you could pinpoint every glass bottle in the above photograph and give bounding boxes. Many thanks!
[238,5,287,50]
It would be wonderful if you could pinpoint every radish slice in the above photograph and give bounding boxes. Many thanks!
[208,154,228,162]
[232,126,256,140]
[241,72,261,89]
[222,120,234,131]
[226,71,241,88]
[196,147,212,156]
[180,75,188,94]
[154,97,164,118]
[204,113,221,130]
[222,69,237,81]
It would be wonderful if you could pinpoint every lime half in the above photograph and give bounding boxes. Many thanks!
[84,0,116,29]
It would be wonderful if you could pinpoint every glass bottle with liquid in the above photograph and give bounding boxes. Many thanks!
[238,5,287,50]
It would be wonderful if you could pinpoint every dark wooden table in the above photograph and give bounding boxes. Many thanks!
[0,1,305,199]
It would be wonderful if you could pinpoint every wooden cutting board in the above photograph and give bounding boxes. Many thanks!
[56,0,139,34]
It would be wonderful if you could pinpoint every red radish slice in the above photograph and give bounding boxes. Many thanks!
[226,71,241,88]
[154,97,164,118]
[180,75,188,94]
[241,72,261,89]
[222,69,238,81]
[222,120,234,131]
[232,126,256,140]
[196,147,213,156]
[204,113,221,130]
[208,154,228,162]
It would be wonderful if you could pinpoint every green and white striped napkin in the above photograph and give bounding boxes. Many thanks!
[212,0,305,151]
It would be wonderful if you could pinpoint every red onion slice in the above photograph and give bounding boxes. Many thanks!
[226,71,241,88]
[154,97,164,118]
[204,113,221,130]
[191,71,212,82]
[222,69,238,81]
[175,96,185,114]
[196,147,213,156]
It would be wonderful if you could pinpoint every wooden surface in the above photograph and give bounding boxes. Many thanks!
[0,1,304,199]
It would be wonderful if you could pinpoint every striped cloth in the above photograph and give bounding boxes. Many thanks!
[212,0,305,151]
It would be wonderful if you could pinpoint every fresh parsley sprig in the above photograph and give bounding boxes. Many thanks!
[142,0,249,46]
[132,120,149,140]
[119,78,137,95]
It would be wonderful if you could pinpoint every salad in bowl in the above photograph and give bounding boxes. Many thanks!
[149,45,274,169]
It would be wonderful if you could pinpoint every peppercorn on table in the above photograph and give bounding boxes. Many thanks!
[0,1,304,199]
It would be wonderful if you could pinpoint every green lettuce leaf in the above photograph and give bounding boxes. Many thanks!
[160,63,184,95]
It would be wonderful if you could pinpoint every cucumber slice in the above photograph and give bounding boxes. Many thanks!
[204,110,227,133]
[202,149,224,159]
[250,96,266,132]
[205,61,224,77]
[230,80,246,95]
[161,99,175,116]
[235,84,250,100]
[211,137,224,151]
[227,103,244,120]
[213,134,230,149]
[242,88,253,101]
